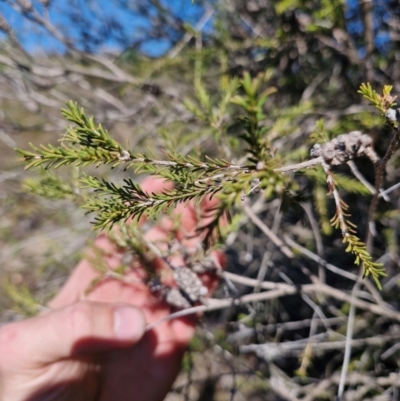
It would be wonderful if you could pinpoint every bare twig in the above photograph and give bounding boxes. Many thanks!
[274,156,323,173]
[337,277,362,401]
[145,275,400,331]
[242,201,294,258]
[167,8,214,59]
[241,332,400,359]
[227,316,345,343]
[283,235,358,280]
[366,114,400,251]
[301,202,326,283]
[253,202,282,292]
[359,0,375,57]
[379,181,400,198]
[347,160,376,195]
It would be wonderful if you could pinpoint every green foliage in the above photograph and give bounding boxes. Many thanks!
[80,174,222,230]
[2,278,41,317]
[5,0,400,395]
[270,101,313,140]
[358,83,397,117]
[305,169,371,196]
[308,119,330,144]
[23,170,81,201]
[15,78,393,289]
[230,72,277,162]
[327,181,386,288]
[16,76,286,249]
[15,101,128,169]
[331,211,386,289]
[183,77,239,143]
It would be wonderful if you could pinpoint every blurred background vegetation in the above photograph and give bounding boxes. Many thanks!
[2,0,400,400]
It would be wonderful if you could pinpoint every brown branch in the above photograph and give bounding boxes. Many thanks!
[145,278,400,331]
[273,157,323,173]
[283,235,358,281]
[366,114,400,251]
[240,332,400,358]
[359,0,375,57]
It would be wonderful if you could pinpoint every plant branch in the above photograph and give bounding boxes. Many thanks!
[242,201,294,258]
[366,109,400,252]
[145,278,400,331]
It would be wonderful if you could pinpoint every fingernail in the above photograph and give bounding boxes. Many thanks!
[114,306,145,341]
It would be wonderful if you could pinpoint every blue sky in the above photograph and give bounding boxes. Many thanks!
[0,0,209,56]
[0,0,392,56]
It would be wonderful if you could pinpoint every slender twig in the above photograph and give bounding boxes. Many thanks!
[379,181,400,198]
[274,156,324,173]
[268,365,302,401]
[283,235,358,281]
[337,276,362,401]
[347,160,376,194]
[348,160,390,201]
[366,116,400,251]
[253,202,281,293]
[145,278,400,331]
[301,202,326,283]
[167,8,215,59]
[359,0,375,57]
[279,271,330,330]
[322,162,348,234]
[284,235,386,307]
[227,317,345,343]
[242,202,294,258]
[241,331,400,356]
[304,371,400,401]
[253,250,271,294]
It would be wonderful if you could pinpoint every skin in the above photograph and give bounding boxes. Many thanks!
[0,177,224,401]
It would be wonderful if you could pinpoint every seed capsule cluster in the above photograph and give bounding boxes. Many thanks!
[150,266,210,309]
[310,131,379,165]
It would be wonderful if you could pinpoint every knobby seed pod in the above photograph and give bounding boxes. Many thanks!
[173,266,208,302]
[165,288,192,309]
[310,131,377,165]
[149,266,208,309]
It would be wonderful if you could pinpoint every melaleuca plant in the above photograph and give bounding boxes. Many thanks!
[16,77,395,298]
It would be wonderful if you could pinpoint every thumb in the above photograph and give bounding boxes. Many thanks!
[0,301,146,365]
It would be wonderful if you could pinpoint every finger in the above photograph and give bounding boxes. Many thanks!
[78,277,198,349]
[92,175,174,249]
[50,177,223,309]
[50,176,174,308]
[140,176,173,193]
[136,176,174,226]
[143,193,227,290]
[156,193,225,249]
[0,301,146,365]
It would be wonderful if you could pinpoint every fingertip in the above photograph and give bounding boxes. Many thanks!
[113,305,146,341]
[202,193,220,210]
[140,176,174,193]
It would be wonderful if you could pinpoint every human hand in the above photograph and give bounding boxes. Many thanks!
[0,177,224,401]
